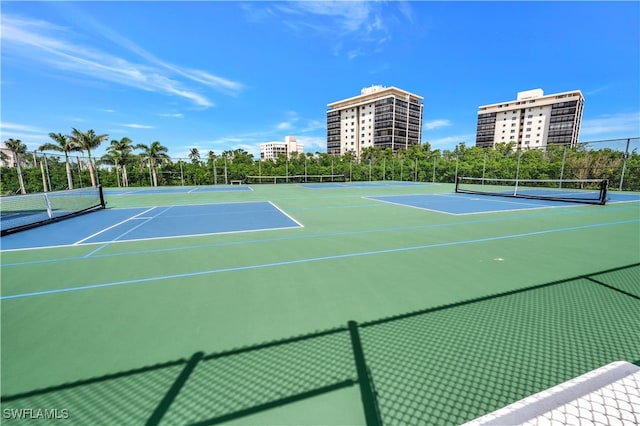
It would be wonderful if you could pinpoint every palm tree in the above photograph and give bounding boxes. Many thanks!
[102,137,135,187]
[39,133,81,190]
[4,138,28,194]
[189,148,201,165]
[70,128,108,187]
[137,141,170,187]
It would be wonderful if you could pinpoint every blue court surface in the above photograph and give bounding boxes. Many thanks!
[0,201,302,251]
[366,191,640,215]
[104,185,252,196]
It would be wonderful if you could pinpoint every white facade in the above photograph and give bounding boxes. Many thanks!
[327,85,423,157]
[260,136,303,160]
[476,89,584,150]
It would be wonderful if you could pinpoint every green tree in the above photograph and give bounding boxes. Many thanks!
[39,133,81,189]
[101,137,135,187]
[69,128,108,187]
[137,141,170,187]
[189,148,201,165]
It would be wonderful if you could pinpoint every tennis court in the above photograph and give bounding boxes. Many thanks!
[1,182,639,425]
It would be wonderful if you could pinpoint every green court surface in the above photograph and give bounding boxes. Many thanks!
[1,182,639,425]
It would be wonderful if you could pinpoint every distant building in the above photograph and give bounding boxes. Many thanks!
[0,147,16,167]
[475,88,584,150]
[327,85,423,156]
[260,136,303,161]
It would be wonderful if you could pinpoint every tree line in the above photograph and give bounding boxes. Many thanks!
[2,131,638,194]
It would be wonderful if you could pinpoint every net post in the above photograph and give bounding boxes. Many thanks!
[43,193,53,219]
[455,176,461,193]
[599,179,608,205]
[98,184,106,208]
[348,321,382,426]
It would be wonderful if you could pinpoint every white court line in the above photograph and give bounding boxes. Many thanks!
[267,201,304,228]
[3,219,637,301]
[73,207,158,245]
[364,194,581,216]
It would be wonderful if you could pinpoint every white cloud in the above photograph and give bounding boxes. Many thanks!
[423,119,452,130]
[0,122,50,150]
[580,112,640,137]
[427,134,476,151]
[295,136,326,154]
[251,1,404,58]
[275,111,301,131]
[277,121,293,130]
[158,113,184,118]
[0,14,244,107]
[0,122,46,133]
[121,123,155,129]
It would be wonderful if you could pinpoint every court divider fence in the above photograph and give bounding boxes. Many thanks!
[2,263,639,425]
[2,138,638,195]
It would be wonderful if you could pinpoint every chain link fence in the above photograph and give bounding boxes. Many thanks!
[2,138,638,195]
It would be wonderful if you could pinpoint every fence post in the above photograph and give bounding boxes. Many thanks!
[432,156,436,183]
[559,144,567,188]
[348,321,383,426]
[619,138,630,191]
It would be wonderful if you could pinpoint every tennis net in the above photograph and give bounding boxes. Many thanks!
[455,177,608,205]
[0,185,106,236]
[246,174,346,184]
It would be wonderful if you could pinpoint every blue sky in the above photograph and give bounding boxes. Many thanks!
[1,1,639,159]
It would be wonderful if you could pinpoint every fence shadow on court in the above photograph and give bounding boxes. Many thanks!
[2,263,639,425]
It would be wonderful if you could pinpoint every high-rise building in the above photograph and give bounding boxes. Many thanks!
[260,136,303,161]
[327,85,423,156]
[475,88,584,150]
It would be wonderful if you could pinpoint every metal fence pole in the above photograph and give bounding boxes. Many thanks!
[559,144,567,188]
[432,156,436,183]
[77,156,83,188]
[39,155,48,192]
[482,151,487,184]
[619,138,630,191]
[514,150,522,195]
[43,153,52,192]
[454,155,459,184]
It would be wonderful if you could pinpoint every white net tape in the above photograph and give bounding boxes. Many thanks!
[465,361,640,425]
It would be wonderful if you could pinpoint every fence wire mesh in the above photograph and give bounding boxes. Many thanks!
[2,138,638,194]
